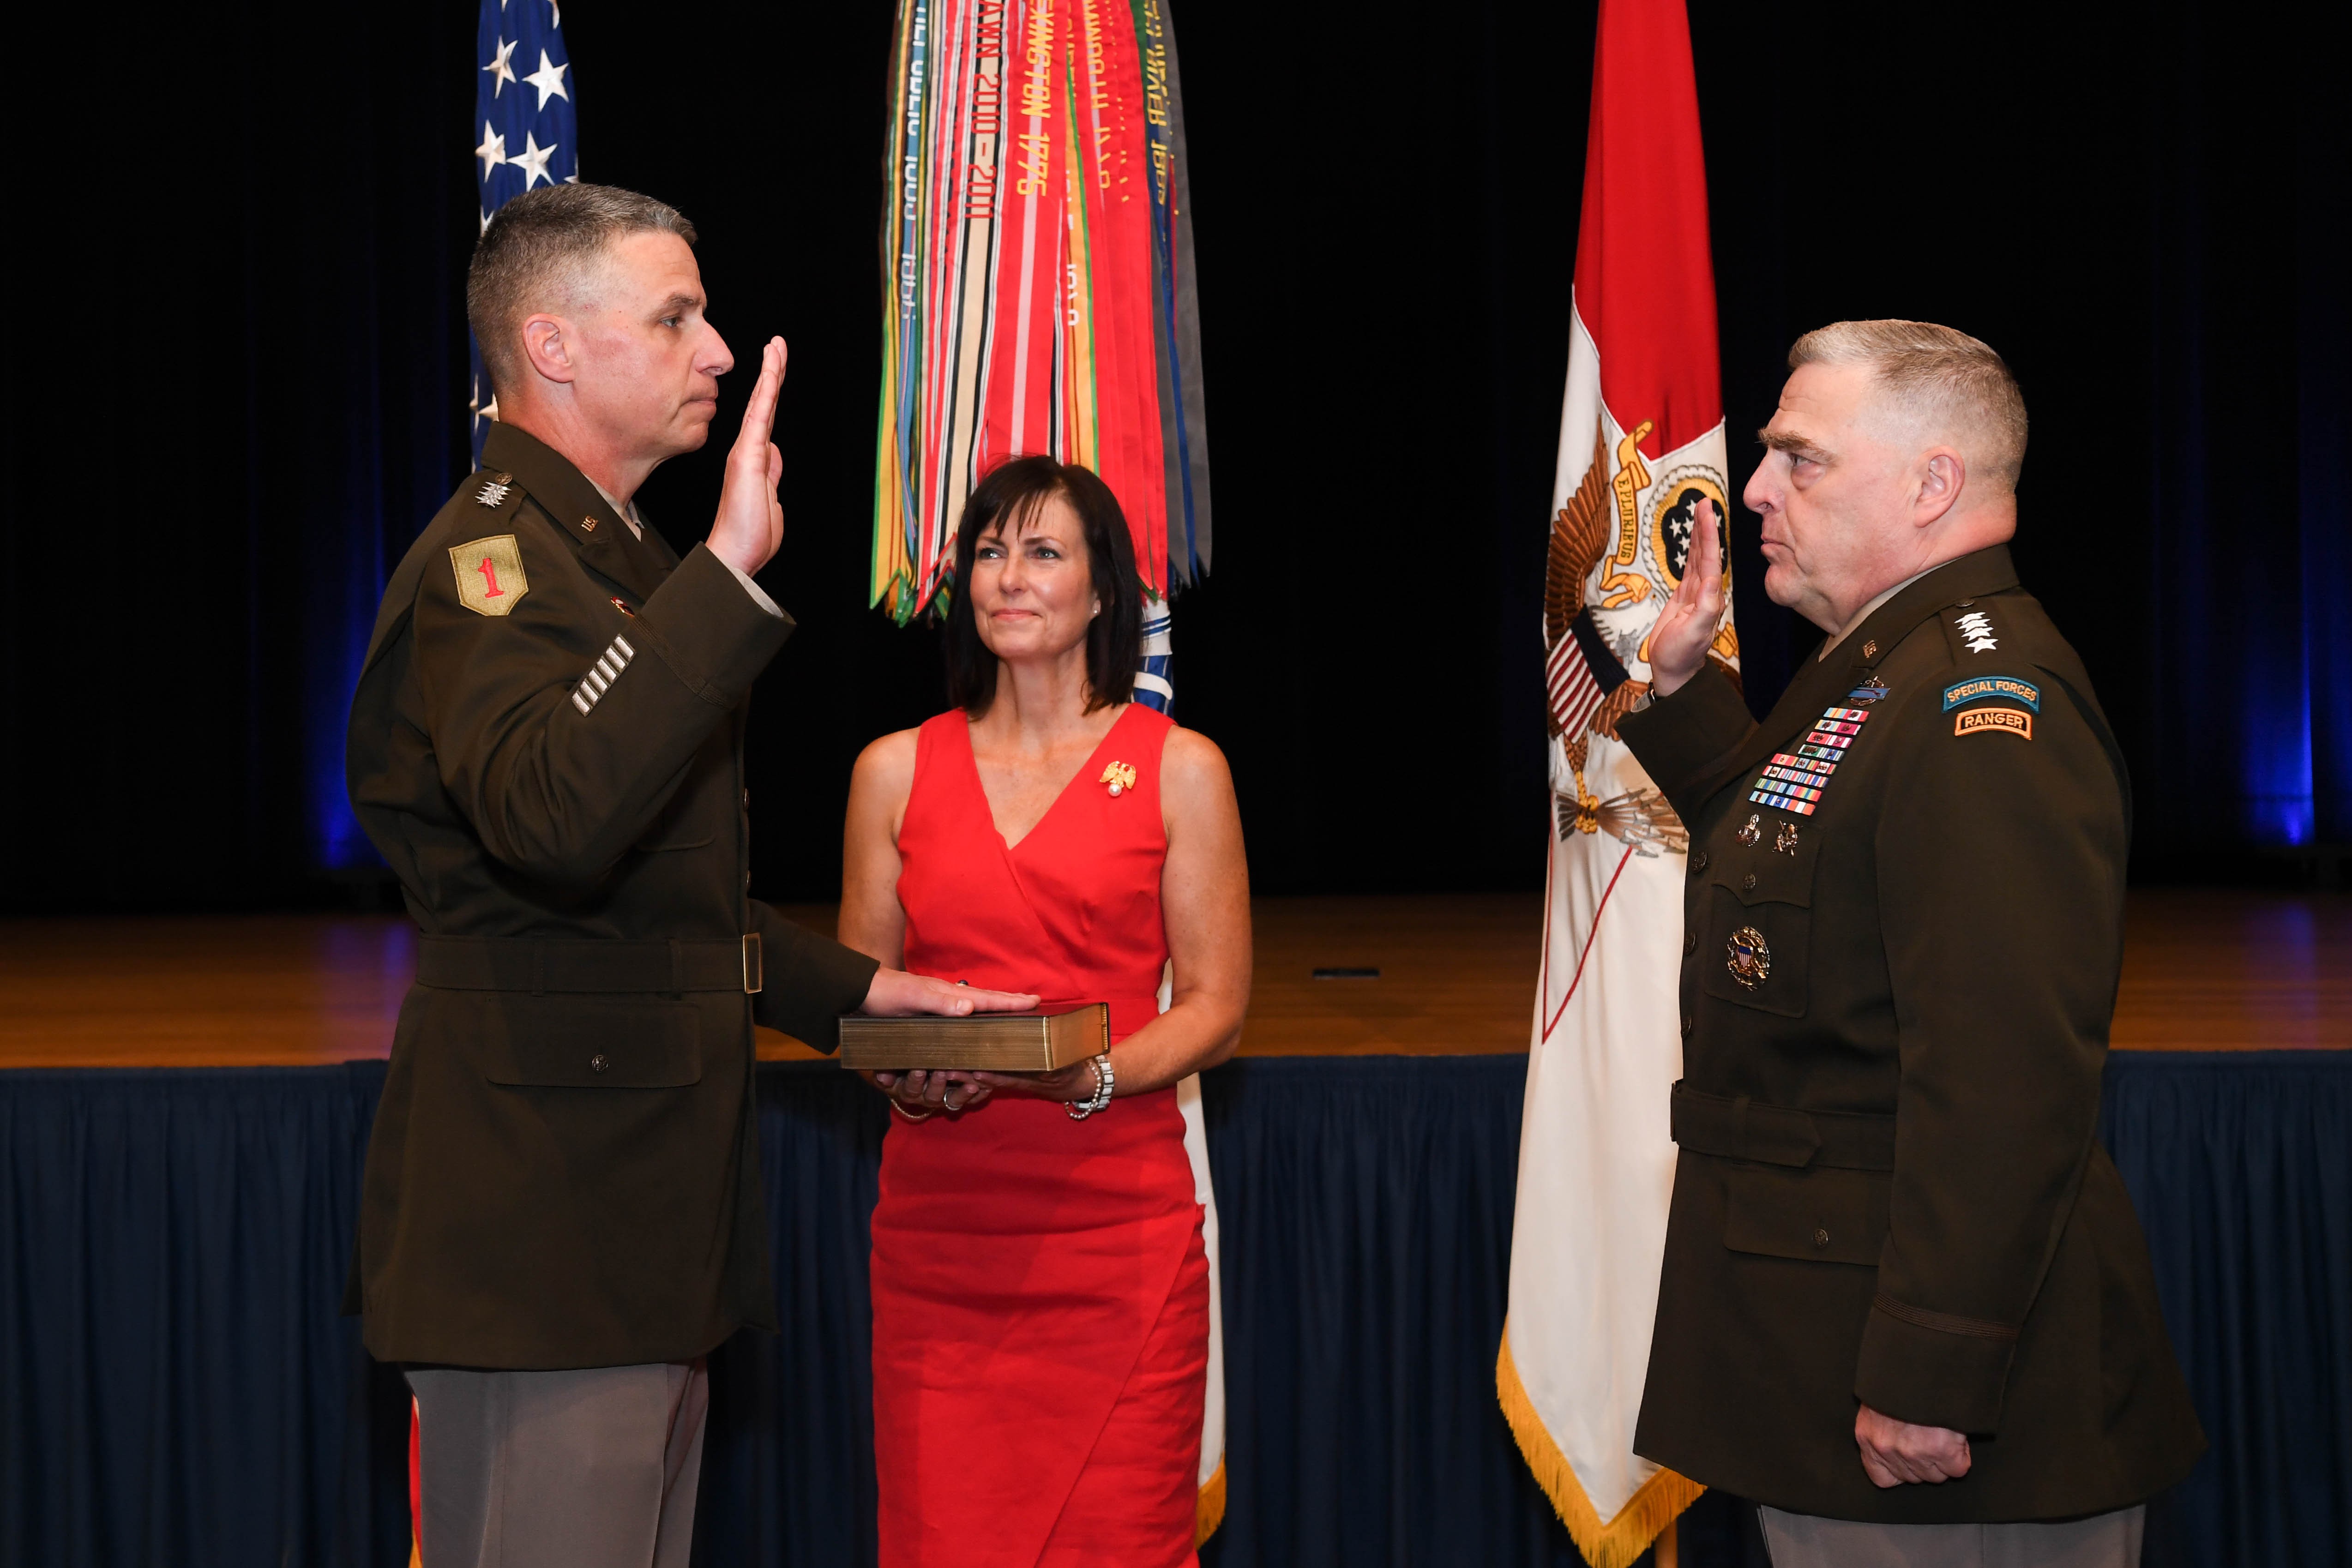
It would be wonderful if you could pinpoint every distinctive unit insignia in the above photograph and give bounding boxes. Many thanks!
[474,475,513,509]
[1955,609,1999,653]
[1955,706,2034,740]
[1100,761,1138,798]
[1726,925,1773,990]
[1775,820,1800,855]
[610,597,636,617]
[1736,813,1762,847]
[450,535,528,617]
[1943,676,2039,712]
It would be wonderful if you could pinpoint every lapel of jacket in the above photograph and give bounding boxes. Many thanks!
[481,422,669,605]
[1714,545,2026,797]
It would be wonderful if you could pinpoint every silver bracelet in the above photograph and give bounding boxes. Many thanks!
[1067,1052,1115,1119]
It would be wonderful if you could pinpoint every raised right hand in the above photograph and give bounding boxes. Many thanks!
[707,336,788,578]
[1647,496,1726,696]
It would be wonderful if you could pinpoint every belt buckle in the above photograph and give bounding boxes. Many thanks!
[741,933,763,994]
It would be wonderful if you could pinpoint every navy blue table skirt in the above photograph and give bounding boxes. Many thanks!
[2,1053,2346,1568]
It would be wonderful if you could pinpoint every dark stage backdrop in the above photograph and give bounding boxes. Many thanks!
[4,0,2345,911]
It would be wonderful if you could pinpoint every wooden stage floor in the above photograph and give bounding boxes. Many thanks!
[0,890,2344,1070]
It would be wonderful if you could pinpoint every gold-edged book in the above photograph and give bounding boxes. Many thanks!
[836,1004,1108,1072]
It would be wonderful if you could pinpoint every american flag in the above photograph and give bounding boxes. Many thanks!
[469,0,578,461]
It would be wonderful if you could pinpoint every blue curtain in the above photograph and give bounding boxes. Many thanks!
[3,1054,2346,1567]
[0,1067,409,1568]
[2103,1054,2352,1566]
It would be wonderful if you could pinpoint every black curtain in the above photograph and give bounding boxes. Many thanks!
[5,0,2345,912]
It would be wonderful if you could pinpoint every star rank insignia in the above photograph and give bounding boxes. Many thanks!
[475,474,513,509]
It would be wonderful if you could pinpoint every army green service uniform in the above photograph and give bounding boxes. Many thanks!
[1618,544,2204,1530]
[344,421,878,1372]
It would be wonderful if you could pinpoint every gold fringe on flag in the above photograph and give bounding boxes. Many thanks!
[1496,1325,1703,1568]
[1194,1455,1227,1547]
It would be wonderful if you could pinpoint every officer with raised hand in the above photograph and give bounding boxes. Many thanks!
[1621,320,2201,1566]
[346,183,1034,1568]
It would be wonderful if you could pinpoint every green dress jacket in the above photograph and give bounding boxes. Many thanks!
[343,422,877,1370]
[1618,544,2204,1521]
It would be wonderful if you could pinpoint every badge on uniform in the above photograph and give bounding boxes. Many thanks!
[1955,706,2033,740]
[450,535,528,617]
[1942,676,2039,712]
[1748,701,1878,817]
[1726,925,1772,989]
[474,473,513,508]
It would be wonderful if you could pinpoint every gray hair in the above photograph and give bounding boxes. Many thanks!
[467,183,698,394]
[1788,319,2028,491]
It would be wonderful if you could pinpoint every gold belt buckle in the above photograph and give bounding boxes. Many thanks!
[741,933,763,994]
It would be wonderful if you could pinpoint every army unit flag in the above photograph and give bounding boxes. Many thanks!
[870,0,1213,633]
[1497,3,1737,1565]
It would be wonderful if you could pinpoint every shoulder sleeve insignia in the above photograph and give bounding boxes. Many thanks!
[1942,676,2040,712]
[449,535,528,616]
[1954,706,2033,740]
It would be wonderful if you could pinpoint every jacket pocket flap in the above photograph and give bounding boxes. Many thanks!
[1722,1163,1887,1265]
[1708,818,1823,907]
[483,997,703,1087]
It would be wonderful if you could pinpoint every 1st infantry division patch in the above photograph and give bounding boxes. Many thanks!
[450,535,529,617]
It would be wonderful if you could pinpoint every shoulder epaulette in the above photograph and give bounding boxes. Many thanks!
[463,467,529,521]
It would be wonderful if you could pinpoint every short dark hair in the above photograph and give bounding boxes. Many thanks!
[943,456,1142,714]
[466,183,698,395]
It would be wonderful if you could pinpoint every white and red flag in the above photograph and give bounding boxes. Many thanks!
[1498,3,1736,1564]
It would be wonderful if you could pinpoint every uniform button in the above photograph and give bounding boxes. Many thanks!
[590,1054,611,1074]
[1742,873,1757,891]
[1680,1017,1694,1038]
[1692,851,1710,872]
[1813,1227,1830,1249]
[1683,929,1698,955]
[742,789,751,808]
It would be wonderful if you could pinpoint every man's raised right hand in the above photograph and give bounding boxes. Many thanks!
[1647,496,1726,696]
[708,336,788,579]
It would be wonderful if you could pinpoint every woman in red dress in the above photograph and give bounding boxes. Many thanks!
[840,456,1251,1568]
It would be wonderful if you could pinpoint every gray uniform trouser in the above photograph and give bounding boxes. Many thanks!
[1759,1505,2145,1568]
[407,1361,710,1568]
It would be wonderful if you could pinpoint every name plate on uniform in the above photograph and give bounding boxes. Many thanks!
[837,1004,1109,1072]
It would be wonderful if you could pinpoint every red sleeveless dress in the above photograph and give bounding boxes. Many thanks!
[872,705,1209,1568]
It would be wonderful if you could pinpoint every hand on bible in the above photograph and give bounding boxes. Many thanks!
[858,967,1039,1018]
[1855,1404,1972,1487]
[1646,496,1726,696]
[707,336,788,579]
